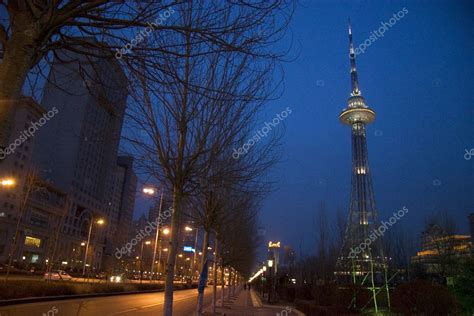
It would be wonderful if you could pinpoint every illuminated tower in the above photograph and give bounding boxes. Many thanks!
[335,22,389,312]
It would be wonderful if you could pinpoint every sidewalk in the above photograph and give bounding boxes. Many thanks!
[203,287,304,315]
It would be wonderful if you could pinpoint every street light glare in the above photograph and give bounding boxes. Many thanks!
[96,219,105,225]
[143,187,155,195]
[0,178,15,187]
[163,228,170,235]
[145,240,151,245]
[184,226,193,232]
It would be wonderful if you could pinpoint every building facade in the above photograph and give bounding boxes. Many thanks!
[0,45,136,273]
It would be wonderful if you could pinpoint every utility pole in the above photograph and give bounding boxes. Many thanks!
[151,190,164,281]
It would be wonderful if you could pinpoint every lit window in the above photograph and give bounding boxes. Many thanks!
[31,254,39,263]
[24,236,41,248]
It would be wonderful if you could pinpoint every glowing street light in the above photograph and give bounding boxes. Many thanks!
[162,228,170,235]
[184,226,193,232]
[83,216,106,277]
[139,240,152,283]
[143,187,155,195]
[0,178,15,187]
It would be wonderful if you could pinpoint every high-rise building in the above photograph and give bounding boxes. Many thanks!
[29,45,135,272]
[102,156,137,272]
[335,22,389,311]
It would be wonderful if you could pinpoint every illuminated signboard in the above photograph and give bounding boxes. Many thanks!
[183,246,195,253]
[268,241,280,248]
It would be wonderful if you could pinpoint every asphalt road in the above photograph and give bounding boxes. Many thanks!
[0,288,220,316]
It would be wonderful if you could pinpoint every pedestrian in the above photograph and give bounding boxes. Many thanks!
[248,283,251,290]
[244,283,247,290]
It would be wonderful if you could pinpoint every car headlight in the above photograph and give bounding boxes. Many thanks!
[116,276,121,282]
[110,277,114,282]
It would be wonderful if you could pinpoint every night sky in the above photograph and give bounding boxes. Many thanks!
[256,0,474,255]
[134,1,474,256]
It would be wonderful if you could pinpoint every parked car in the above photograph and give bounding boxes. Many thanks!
[0,264,19,274]
[110,274,127,283]
[44,270,73,281]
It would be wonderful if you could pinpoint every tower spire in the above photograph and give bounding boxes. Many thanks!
[348,19,360,96]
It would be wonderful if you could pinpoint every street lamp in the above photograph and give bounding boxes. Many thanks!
[143,187,155,195]
[82,217,105,277]
[267,259,274,303]
[0,178,15,187]
[262,265,267,297]
[140,240,152,284]
[163,228,170,235]
[142,186,165,282]
[183,225,199,279]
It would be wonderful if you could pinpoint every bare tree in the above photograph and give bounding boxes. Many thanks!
[0,0,293,149]
[417,211,460,280]
[122,2,291,312]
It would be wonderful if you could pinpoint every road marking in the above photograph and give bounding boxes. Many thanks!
[107,308,138,315]
[139,292,202,309]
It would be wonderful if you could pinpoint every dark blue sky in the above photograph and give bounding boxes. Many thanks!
[132,1,474,256]
[257,0,474,255]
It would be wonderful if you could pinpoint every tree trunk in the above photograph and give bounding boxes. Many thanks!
[227,269,232,299]
[163,189,182,316]
[195,229,210,315]
[220,265,225,306]
[232,270,236,296]
[0,16,39,147]
[212,237,218,314]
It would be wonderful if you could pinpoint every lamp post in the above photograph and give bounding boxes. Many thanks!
[140,240,152,284]
[82,217,105,277]
[267,259,274,303]
[184,225,198,279]
[192,227,199,279]
[145,188,164,281]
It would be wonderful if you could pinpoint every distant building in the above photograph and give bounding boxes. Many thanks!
[411,224,472,276]
[0,98,55,266]
[469,213,474,250]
